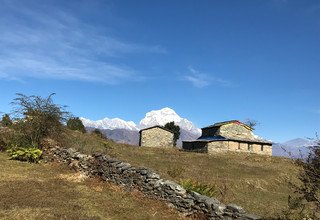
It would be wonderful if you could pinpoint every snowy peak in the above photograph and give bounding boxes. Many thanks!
[139,107,180,128]
[139,107,201,135]
[80,117,138,131]
[80,107,201,135]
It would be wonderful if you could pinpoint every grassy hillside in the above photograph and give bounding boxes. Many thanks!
[0,152,186,220]
[62,130,299,218]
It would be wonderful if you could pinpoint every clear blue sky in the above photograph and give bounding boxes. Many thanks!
[0,0,319,142]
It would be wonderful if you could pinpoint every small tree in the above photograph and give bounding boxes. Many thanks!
[67,117,86,133]
[244,119,259,130]
[164,121,180,146]
[10,93,70,146]
[1,114,12,127]
[92,129,104,139]
[285,139,320,219]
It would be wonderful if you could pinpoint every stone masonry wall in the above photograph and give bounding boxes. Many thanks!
[207,141,228,154]
[47,147,261,220]
[223,141,272,156]
[140,127,174,147]
[217,124,254,140]
[251,144,272,156]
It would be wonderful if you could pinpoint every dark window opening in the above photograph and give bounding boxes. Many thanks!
[261,145,264,151]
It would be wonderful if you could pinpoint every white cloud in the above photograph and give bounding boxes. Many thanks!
[183,67,231,88]
[0,1,165,84]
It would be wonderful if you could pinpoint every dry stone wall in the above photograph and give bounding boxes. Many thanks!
[47,146,261,220]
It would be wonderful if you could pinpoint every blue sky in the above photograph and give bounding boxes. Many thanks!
[0,0,319,142]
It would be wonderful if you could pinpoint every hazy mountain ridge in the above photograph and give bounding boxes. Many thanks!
[272,138,317,158]
[86,127,140,145]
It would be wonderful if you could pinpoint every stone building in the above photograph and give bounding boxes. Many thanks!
[139,126,174,148]
[182,120,272,155]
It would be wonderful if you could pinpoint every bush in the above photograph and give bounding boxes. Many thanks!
[92,129,105,139]
[1,114,13,127]
[7,146,42,163]
[10,93,70,146]
[180,179,216,197]
[0,128,30,152]
[67,117,86,133]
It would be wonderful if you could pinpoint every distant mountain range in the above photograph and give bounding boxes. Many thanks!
[81,108,317,155]
[272,138,317,158]
[81,107,201,146]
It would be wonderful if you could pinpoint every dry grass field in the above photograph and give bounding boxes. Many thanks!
[0,152,186,220]
[63,130,299,218]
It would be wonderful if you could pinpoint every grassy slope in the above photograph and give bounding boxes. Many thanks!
[63,130,299,218]
[0,153,186,220]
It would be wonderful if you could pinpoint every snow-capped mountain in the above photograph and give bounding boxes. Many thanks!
[139,107,201,135]
[81,107,201,135]
[80,117,138,131]
[80,107,201,145]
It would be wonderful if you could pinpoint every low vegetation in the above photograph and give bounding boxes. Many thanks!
[6,146,42,163]
[67,117,86,133]
[0,152,185,220]
[180,179,216,198]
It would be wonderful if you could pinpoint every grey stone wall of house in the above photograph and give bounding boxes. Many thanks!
[207,141,229,154]
[216,124,254,140]
[207,141,272,156]
[140,127,174,147]
[183,141,272,156]
[46,146,262,220]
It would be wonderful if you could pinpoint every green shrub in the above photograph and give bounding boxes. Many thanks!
[67,117,86,133]
[0,128,30,151]
[180,179,216,197]
[92,129,105,139]
[6,146,42,163]
[1,114,13,127]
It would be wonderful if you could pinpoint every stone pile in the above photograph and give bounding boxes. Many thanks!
[47,147,261,220]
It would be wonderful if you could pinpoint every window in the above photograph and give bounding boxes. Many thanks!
[238,142,241,150]
[248,144,253,151]
[261,145,264,151]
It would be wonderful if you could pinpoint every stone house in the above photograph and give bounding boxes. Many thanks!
[139,126,174,148]
[182,120,272,155]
